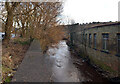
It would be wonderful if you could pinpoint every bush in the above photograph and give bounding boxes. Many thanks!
[34,26,65,53]
[14,38,33,45]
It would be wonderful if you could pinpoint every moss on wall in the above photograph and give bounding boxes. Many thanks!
[88,55,118,76]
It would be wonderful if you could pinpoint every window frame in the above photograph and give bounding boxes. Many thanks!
[93,33,97,49]
[89,34,92,48]
[85,34,87,46]
[102,33,109,52]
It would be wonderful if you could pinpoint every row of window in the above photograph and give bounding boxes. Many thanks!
[82,33,120,54]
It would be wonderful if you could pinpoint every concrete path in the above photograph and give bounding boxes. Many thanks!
[12,40,53,82]
[12,40,81,82]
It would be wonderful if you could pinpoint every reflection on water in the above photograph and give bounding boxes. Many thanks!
[47,41,83,82]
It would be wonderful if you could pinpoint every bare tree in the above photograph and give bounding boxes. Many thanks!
[2,2,20,43]
[1,2,64,52]
[32,2,64,52]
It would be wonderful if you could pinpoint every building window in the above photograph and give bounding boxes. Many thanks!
[89,34,92,47]
[82,34,84,44]
[102,33,109,51]
[117,34,120,54]
[85,34,87,45]
[93,34,97,49]
[80,34,82,44]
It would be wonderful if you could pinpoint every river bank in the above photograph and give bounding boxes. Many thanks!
[69,46,120,83]
[2,38,32,83]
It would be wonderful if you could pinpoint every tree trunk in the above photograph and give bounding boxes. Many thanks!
[3,9,13,43]
[21,22,25,37]
[3,2,19,43]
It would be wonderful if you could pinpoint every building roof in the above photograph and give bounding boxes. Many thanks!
[87,22,120,29]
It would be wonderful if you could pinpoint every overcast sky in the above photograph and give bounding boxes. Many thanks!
[62,0,120,24]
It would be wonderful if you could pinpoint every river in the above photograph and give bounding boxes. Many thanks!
[47,40,110,83]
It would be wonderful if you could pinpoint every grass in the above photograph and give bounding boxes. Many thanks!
[4,76,12,82]
[89,56,117,74]
[19,40,30,45]
[76,49,118,77]
[2,66,13,83]
[2,66,12,73]
[14,37,33,45]
[2,38,32,83]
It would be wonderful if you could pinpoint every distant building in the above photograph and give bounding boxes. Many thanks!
[67,22,120,77]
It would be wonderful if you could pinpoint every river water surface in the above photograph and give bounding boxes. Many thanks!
[47,40,110,83]
[47,41,86,82]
